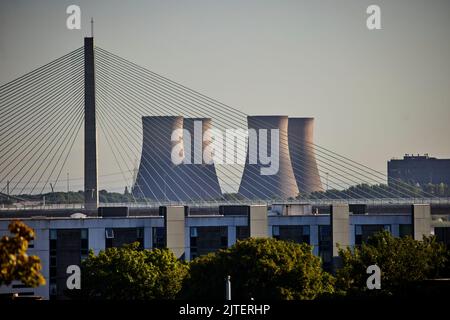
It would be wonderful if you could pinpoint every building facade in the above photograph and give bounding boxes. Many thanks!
[388,154,450,186]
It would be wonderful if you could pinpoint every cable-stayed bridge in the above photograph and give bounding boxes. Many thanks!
[1,37,449,212]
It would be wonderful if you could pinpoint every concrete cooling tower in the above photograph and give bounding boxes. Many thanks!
[133,116,185,201]
[288,118,323,194]
[133,116,222,201]
[238,115,299,199]
[178,118,222,201]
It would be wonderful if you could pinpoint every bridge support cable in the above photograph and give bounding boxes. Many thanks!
[0,51,84,145]
[0,47,83,106]
[2,93,83,195]
[0,74,84,181]
[96,83,239,203]
[0,44,439,204]
[0,48,85,198]
[96,51,314,201]
[95,47,438,201]
[95,49,379,199]
[0,73,84,167]
[0,50,84,138]
[95,49,388,200]
[95,64,274,201]
[96,57,310,202]
[96,107,142,204]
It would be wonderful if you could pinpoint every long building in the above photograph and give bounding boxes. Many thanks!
[1,203,449,300]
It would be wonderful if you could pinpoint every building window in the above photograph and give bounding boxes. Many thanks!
[189,226,227,258]
[302,226,310,244]
[236,226,250,240]
[271,225,309,244]
[50,229,57,240]
[105,228,144,249]
[318,225,332,270]
[355,225,363,245]
[48,229,85,300]
[355,224,389,245]
[105,228,114,239]
[137,228,144,249]
[105,228,114,248]
[399,224,413,238]
[435,227,450,249]
[152,227,165,249]
[220,227,228,247]
[81,229,89,257]
[50,283,57,299]
[190,227,198,258]
[272,226,280,240]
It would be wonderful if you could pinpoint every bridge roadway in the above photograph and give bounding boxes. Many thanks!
[0,198,449,218]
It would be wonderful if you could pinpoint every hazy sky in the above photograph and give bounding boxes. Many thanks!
[1,0,449,192]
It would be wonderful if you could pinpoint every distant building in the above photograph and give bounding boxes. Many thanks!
[388,154,450,186]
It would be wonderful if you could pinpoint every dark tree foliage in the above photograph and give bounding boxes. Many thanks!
[0,220,45,287]
[180,238,335,300]
[79,243,187,299]
[336,231,448,296]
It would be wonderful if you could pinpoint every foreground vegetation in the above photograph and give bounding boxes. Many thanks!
[336,231,448,296]
[77,233,449,300]
[0,221,45,288]
[2,220,449,300]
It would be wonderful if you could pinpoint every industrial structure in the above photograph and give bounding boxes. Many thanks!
[238,115,299,199]
[132,116,222,201]
[132,116,185,201]
[288,117,323,195]
[178,118,222,200]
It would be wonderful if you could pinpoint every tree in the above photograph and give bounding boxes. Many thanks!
[0,220,45,287]
[181,238,335,300]
[336,231,447,296]
[79,242,187,299]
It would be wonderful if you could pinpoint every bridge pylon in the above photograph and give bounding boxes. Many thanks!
[84,37,98,212]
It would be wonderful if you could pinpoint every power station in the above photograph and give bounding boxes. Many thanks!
[179,118,222,201]
[132,116,223,201]
[131,114,324,201]
[132,116,185,201]
[238,115,299,200]
[288,117,323,195]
